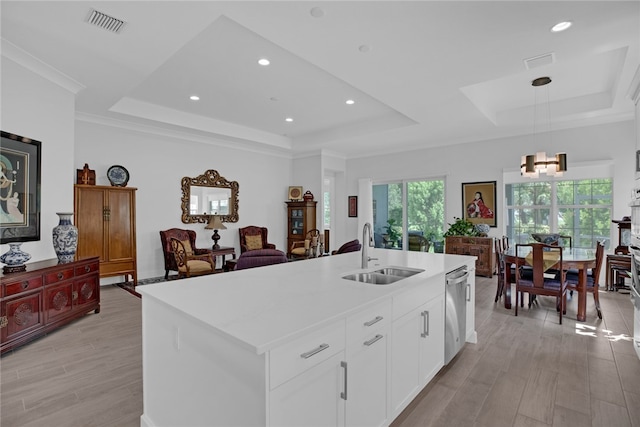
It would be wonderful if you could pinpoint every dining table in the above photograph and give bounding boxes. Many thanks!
[502,245,596,322]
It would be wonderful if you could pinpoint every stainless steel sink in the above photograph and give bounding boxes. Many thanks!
[342,267,424,285]
[342,272,402,285]
[373,267,424,278]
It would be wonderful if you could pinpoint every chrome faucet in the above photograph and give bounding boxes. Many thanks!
[362,222,378,268]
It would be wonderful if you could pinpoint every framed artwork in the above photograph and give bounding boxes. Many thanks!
[348,196,358,218]
[288,186,303,201]
[461,180,496,227]
[1,131,42,243]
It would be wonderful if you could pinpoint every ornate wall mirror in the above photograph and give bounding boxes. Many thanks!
[181,170,239,224]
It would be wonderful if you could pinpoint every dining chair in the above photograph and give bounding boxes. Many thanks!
[566,241,605,319]
[494,238,506,302]
[515,243,568,324]
[558,235,573,249]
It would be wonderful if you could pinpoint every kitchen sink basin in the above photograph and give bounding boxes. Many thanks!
[342,266,424,285]
[373,267,424,278]
[342,272,402,285]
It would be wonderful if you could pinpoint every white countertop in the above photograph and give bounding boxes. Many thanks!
[138,248,474,354]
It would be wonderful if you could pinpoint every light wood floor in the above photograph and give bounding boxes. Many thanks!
[1,278,639,427]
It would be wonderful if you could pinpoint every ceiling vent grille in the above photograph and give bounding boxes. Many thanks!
[523,52,555,70]
[86,9,126,34]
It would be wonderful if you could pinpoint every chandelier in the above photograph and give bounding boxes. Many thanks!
[520,76,567,178]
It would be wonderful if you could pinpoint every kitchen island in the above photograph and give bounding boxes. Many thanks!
[139,248,476,427]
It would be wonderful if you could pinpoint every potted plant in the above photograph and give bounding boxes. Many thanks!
[383,218,401,248]
[443,217,479,237]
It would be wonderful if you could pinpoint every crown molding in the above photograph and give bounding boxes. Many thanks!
[1,38,85,94]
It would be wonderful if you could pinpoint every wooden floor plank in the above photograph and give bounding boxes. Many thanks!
[2,276,638,427]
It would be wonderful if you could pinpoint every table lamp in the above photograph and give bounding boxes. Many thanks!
[205,215,227,250]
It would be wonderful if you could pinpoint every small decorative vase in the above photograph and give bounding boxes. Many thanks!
[52,212,78,263]
[475,223,490,237]
[0,243,31,272]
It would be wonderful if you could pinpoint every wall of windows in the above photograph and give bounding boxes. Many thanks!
[505,178,613,248]
[372,179,445,251]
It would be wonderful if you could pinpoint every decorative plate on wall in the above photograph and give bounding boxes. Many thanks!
[288,186,302,201]
[107,165,129,187]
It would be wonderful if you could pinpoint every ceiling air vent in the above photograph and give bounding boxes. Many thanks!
[86,9,126,34]
[523,52,555,70]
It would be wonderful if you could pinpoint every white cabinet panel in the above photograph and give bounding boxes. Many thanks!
[269,351,346,427]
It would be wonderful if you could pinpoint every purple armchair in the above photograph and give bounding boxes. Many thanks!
[332,239,362,255]
[235,249,288,270]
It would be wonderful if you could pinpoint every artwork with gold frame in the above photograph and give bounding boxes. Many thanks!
[461,181,496,227]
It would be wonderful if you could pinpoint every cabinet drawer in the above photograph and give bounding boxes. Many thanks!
[75,261,99,276]
[347,299,391,347]
[4,276,43,297]
[44,267,75,285]
[269,321,345,390]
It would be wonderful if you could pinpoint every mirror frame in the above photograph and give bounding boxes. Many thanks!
[181,169,239,224]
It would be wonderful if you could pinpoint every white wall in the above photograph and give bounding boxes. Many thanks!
[75,119,291,280]
[0,56,77,262]
[345,120,637,246]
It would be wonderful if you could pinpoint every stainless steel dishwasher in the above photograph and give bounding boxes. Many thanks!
[445,266,469,364]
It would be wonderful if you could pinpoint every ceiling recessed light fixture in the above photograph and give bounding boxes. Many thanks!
[190,95,200,101]
[346,99,355,105]
[310,7,325,18]
[551,21,572,32]
[258,58,270,66]
[285,117,293,122]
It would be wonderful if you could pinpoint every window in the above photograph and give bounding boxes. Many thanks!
[505,178,612,248]
[372,179,445,251]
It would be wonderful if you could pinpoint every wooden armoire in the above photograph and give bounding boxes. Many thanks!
[74,185,137,285]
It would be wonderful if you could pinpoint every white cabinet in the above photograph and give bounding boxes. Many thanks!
[270,351,346,427]
[345,301,391,427]
[269,321,347,426]
[391,293,445,417]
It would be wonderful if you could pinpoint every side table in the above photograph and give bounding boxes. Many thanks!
[211,246,236,272]
[606,254,631,291]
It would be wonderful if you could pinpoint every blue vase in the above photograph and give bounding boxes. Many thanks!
[0,243,31,266]
[52,212,78,263]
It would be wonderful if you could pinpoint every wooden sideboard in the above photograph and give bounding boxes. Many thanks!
[445,236,494,277]
[0,257,100,355]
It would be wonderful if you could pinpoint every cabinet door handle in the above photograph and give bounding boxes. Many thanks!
[364,334,384,346]
[363,316,383,327]
[300,343,329,359]
[340,361,348,400]
[466,283,471,302]
[21,281,29,290]
[57,272,64,280]
[0,316,8,329]
[421,310,430,338]
[84,265,90,273]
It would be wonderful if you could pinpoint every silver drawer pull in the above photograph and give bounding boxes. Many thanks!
[420,310,430,338]
[363,316,383,327]
[340,361,348,400]
[364,334,384,346]
[300,343,329,359]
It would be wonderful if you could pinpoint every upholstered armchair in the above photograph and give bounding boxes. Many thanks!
[170,238,216,278]
[160,228,214,279]
[331,239,362,255]
[238,226,276,253]
[235,249,288,270]
[408,234,430,252]
[290,229,321,259]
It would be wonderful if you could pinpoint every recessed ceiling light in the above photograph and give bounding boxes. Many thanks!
[346,99,355,105]
[310,7,325,18]
[190,95,200,101]
[258,58,270,66]
[551,21,572,32]
[285,117,293,122]
[358,44,372,53]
